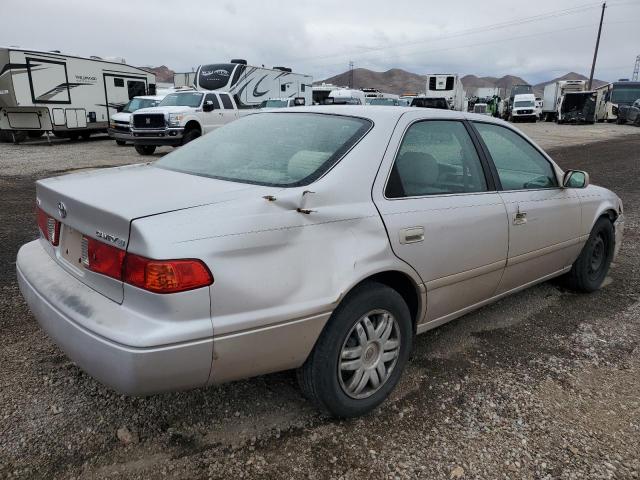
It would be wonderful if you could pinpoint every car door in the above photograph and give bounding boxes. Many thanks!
[218,93,239,123]
[201,93,224,133]
[471,121,582,294]
[373,115,509,324]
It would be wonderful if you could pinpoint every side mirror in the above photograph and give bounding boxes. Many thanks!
[203,100,214,112]
[293,97,305,106]
[116,105,124,112]
[563,170,589,189]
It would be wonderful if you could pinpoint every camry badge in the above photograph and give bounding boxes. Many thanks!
[57,201,67,218]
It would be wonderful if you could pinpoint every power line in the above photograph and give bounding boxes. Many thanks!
[291,1,606,66]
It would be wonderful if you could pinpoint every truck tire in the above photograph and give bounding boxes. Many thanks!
[297,281,413,418]
[135,145,156,156]
[181,129,200,145]
[80,131,91,140]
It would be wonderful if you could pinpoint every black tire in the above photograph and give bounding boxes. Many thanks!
[27,130,44,138]
[297,282,413,418]
[616,116,625,125]
[80,131,91,140]
[134,144,156,156]
[115,140,127,146]
[181,128,201,145]
[68,132,80,141]
[565,217,615,292]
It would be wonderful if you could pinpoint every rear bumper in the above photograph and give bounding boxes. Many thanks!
[17,240,213,395]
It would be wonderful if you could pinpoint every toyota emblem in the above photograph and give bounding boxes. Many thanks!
[57,201,67,218]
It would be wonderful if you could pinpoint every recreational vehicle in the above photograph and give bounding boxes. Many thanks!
[194,60,312,107]
[424,74,465,111]
[0,47,155,141]
[595,81,640,122]
[174,72,196,88]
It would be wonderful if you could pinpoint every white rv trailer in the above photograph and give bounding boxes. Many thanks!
[194,60,312,107]
[0,47,155,140]
[174,71,196,88]
[424,74,465,111]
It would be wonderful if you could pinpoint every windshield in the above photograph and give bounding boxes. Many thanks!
[261,99,289,108]
[159,92,203,107]
[611,85,640,104]
[156,113,372,187]
[514,101,534,107]
[122,98,159,113]
[370,98,399,106]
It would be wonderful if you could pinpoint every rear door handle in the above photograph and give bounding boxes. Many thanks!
[399,227,424,244]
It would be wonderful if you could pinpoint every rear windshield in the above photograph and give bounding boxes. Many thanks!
[261,99,289,108]
[155,113,372,187]
[159,92,203,107]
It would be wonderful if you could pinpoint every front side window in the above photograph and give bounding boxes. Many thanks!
[474,122,558,190]
[159,92,204,108]
[204,93,220,109]
[156,113,371,187]
[385,121,487,198]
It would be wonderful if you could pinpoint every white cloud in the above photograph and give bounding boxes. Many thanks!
[1,0,638,83]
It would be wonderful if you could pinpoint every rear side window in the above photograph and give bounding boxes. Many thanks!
[386,120,487,198]
[473,122,558,190]
[219,94,233,109]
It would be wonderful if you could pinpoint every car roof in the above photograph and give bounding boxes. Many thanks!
[274,105,506,125]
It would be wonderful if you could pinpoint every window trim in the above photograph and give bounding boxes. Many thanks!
[382,118,497,201]
[469,120,562,192]
[219,93,234,109]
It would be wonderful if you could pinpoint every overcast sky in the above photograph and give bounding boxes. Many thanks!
[3,0,639,83]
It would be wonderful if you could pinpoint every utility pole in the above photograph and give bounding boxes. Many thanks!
[633,55,640,82]
[348,61,354,88]
[588,2,606,90]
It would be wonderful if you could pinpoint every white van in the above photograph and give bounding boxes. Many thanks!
[510,93,537,122]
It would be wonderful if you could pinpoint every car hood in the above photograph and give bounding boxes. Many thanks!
[111,111,131,122]
[36,163,276,251]
[133,106,193,116]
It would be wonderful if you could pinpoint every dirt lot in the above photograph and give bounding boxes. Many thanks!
[0,126,639,479]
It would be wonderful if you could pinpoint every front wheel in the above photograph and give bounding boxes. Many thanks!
[181,128,201,145]
[297,282,413,418]
[565,217,614,292]
[134,144,156,156]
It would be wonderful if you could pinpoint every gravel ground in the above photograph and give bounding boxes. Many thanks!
[0,128,639,479]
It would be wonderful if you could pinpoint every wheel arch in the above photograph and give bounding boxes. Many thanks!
[338,270,425,333]
[184,120,202,133]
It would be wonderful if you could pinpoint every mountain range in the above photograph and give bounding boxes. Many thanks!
[317,69,608,97]
[142,65,608,97]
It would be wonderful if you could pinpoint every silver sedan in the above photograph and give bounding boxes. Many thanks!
[17,106,624,417]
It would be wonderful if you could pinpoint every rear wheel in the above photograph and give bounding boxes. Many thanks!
[134,145,156,155]
[80,131,91,140]
[297,282,412,418]
[565,217,614,292]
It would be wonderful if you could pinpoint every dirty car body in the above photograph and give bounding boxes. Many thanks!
[17,106,624,417]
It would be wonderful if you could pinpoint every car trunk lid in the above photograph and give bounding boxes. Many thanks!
[36,163,273,302]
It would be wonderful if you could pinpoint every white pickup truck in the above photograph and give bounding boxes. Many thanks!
[130,90,244,155]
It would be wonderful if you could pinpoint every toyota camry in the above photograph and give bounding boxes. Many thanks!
[17,106,624,417]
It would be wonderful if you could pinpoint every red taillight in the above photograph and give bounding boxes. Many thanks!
[84,236,126,279]
[37,207,60,246]
[124,254,213,294]
[82,236,213,294]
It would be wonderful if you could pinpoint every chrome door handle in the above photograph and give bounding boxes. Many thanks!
[513,212,527,225]
[399,227,424,244]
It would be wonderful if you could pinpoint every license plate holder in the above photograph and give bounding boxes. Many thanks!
[60,225,85,269]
